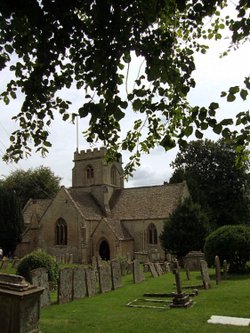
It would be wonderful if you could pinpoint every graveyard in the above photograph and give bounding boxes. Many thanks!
[1,259,250,333]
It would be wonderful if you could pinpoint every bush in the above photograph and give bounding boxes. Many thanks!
[160,198,210,258]
[16,249,59,282]
[204,225,250,273]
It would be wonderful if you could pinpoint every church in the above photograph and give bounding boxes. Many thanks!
[15,147,189,263]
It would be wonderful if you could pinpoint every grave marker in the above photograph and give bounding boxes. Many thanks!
[73,266,86,300]
[99,264,112,293]
[133,259,145,284]
[57,268,73,304]
[31,267,50,307]
[111,259,122,290]
[215,255,221,285]
[85,268,97,297]
[200,259,211,289]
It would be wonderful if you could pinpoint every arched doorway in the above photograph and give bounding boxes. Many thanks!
[99,240,110,261]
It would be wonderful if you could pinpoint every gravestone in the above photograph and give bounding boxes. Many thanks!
[111,259,122,290]
[1,260,9,270]
[0,273,44,333]
[31,267,50,307]
[12,259,21,269]
[73,266,86,300]
[200,259,211,289]
[170,261,193,308]
[133,259,145,284]
[57,268,73,304]
[85,268,97,297]
[184,251,205,271]
[155,263,163,276]
[99,264,112,293]
[148,262,158,278]
[214,255,221,285]
[223,259,228,280]
[164,262,171,273]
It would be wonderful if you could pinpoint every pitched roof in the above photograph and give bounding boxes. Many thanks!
[111,182,188,221]
[68,189,103,220]
[23,198,52,225]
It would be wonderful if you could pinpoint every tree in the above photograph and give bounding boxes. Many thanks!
[204,225,250,273]
[0,1,249,174]
[169,139,250,227]
[0,188,24,255]
[160,198,210,259]
[0,166,61,208]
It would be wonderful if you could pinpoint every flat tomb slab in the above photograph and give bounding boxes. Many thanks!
[208,315,250,326]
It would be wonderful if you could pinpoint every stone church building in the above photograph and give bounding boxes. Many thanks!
[15,147,189,263]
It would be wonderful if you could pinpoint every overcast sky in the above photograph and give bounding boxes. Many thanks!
[0,6,249,189]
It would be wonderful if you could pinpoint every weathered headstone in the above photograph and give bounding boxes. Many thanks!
[200,259,211,289]
[133,259,144,284]
[69,253,73,264]
[99,264,112,293]
[164,261,171,273]
[1,260,9,270]
[31,267,50,307]
[111,259,122,290]
[223,259,228,280]
[85,268,97,297]
[73,266,86,300]
[184,251,205,271]
[154,263,163,276]
[57,268,73,304]
[215,255,221,285]
[12,259,21,269]
[0,273,44,333]
[148,262,158,278]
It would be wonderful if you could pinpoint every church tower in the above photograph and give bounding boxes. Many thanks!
[72,147,124,213]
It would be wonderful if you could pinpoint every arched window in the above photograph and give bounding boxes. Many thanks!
[111,166,117,185]
[148,223,158,245]
[56,218,67,245]
[86,165,94,179]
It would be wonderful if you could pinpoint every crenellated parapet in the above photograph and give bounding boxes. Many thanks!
[74,147,107,161]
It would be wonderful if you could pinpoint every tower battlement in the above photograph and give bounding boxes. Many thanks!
[74,147,107,161]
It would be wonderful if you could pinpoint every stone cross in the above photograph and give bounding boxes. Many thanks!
[173,260,182,294]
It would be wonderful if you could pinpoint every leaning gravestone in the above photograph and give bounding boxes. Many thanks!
[31,267,50,307]
[0,273,44,333]
[155,263,163,276]
[200,260,211,289]
[215,255,221,285]
[99,264,112,293]
[85,267,97,297]
[133,259,145,284]
[57,268,73,304]
[111,259,122,290]
[148,262,158,278]
[73,266,86,300]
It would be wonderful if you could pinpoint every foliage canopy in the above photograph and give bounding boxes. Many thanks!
[170,139,250,227]
[0,166,61,208]
[0,1,249,173]
[204,225,250,273]
[160,197,210,258]
[0,187,24,255]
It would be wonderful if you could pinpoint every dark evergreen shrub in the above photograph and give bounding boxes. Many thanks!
[16,249,59,282]
[204,225,250,273]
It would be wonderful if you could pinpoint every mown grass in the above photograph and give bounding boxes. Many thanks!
[1,262,250,332]
[40,270,250,333]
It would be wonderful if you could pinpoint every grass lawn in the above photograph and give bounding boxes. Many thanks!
[40,270,250,333]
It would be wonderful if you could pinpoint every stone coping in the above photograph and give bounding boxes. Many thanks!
[208,315,250,326]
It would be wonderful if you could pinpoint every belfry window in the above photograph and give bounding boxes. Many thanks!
[86,165,94,179]
[148,223,158,244]
[56,218,67,245]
